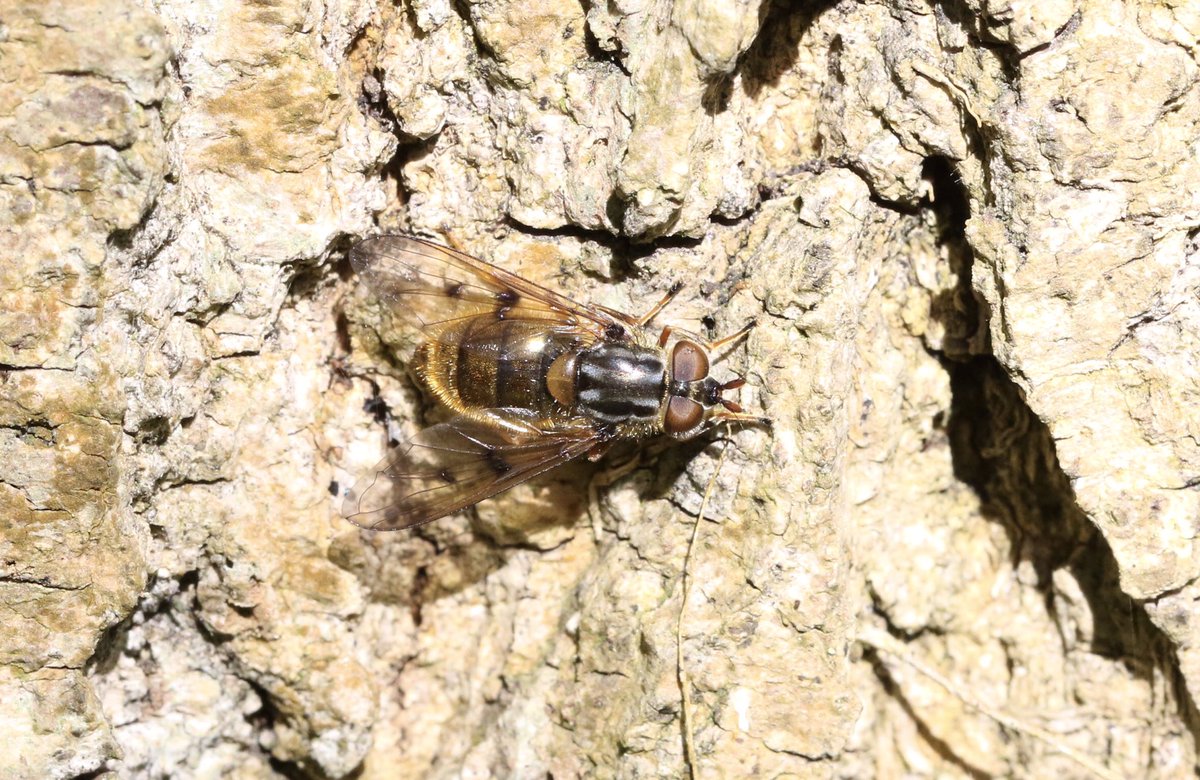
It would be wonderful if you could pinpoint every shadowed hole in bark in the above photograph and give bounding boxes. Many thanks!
[503,218,704,285]
[353,46,433,204]
[0,418,57,446]
[73,770,110,780]
[355,61,397,139]
[740,0,840,101]
[286,267,322,300]
[915,152,1200,755]
[701,75,733,116]
[85,611,136,679]
[86,569,201,682]
[241,677,331,780]
[604,192,627,239]
[946,357,1200,746]
[106,195,161,253]
[333,309,353,356]
[580,13,630,76]
[136,415,172,446]
[410,564,429,627]
[927,0,1028,84]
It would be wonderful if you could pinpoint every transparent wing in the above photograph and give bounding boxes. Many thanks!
[349,235,636,340]
[342,410,605,531]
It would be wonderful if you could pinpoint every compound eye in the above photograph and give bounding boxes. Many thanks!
[672,340,709,382]
[664,396,704,436]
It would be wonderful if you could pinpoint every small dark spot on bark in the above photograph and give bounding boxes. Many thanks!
[363,395,389,424]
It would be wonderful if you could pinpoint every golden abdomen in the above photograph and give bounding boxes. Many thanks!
[414,318,570,418]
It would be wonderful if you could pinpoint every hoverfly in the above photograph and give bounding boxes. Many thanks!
[341,235,765,530]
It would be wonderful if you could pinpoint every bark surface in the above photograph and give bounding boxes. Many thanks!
[2,0,1198,777]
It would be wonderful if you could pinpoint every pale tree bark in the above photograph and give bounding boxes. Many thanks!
[2,0,1198,777]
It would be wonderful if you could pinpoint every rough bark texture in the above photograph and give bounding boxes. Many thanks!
[3,0,1199,777]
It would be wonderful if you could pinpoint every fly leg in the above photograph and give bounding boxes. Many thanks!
[703,319,756,355]
[709,411,772,427]
[586,440,615,462]
[658,318,756,351]
[636,282,684,327]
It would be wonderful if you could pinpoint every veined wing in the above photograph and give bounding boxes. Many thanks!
[342,410,606,531]
[349,235,637,342]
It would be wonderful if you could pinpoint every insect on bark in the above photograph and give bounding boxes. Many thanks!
[341,235,766,530]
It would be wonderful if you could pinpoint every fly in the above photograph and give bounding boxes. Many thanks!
[341,235,765,530]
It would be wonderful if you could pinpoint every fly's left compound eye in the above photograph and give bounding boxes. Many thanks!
[671,340,709,382]
[664,396,704,435]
